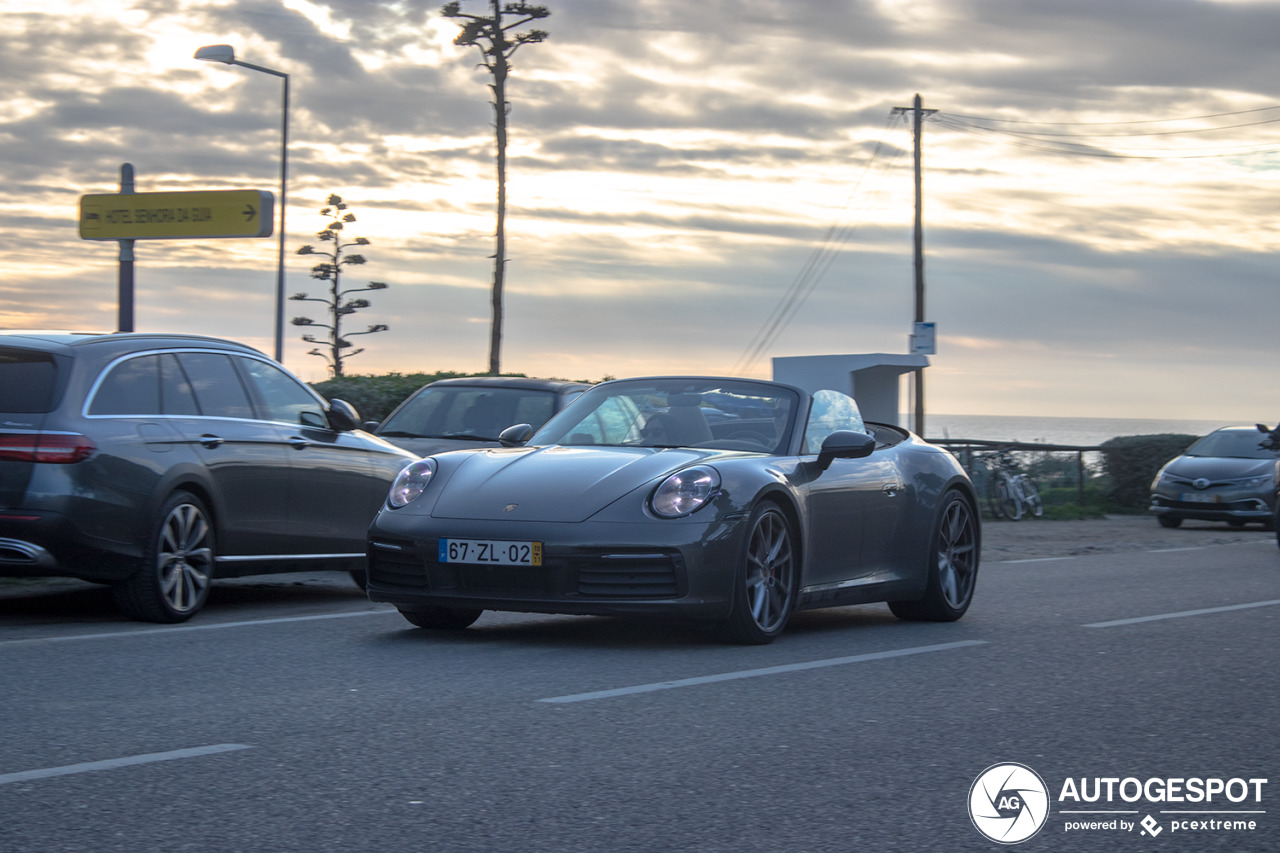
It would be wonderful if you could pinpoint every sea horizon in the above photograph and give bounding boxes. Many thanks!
[906,413,1247,448]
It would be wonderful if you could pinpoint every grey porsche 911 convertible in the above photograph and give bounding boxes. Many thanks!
[366,376,980,644]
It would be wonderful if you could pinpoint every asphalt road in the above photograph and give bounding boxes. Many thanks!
[1,538,1277,852]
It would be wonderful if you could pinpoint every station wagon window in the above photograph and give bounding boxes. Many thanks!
[90,355,161,415]
[175,352,254,420]
[237,357,325,427]
[0,348,58,413]
[160,354,200,415]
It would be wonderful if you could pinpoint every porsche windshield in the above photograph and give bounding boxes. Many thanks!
[531,379,798,453]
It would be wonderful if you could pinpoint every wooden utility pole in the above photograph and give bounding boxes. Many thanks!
[892,94,936,436]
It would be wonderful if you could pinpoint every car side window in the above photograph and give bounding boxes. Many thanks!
[90,355,161,415]
[802,389,867,454]
[237,357,326,427]
[159,353,200,416]
[175,352,254,419]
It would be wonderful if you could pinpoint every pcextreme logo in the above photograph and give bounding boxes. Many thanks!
[969,763,1051,844]
[969,763,1269,844]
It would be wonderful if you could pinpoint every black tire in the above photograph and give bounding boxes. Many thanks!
[889,492,979,622]
[719,503,797,645]
[1158,515,1183,529]
[113,491,214,623]
[398,606,483,630]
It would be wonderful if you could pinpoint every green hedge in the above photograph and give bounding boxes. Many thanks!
[1098,433,1200,508]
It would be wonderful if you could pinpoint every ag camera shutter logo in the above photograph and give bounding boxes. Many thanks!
[969,763,1050,844]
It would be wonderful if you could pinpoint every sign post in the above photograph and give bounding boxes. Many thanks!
[117,164,136,332]
[80,171,274,335]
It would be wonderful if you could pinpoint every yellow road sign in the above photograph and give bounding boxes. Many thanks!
[79,190,274,240]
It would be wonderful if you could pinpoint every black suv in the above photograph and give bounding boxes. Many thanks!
[0,331,415,622]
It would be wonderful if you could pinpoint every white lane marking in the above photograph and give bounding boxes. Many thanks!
[0,744,251,786]
[0,608,397,647]
[538,640,989,704]
[1085,599,1280,628]
[995,538,1272,564]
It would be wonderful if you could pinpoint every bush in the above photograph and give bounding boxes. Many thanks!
[1037,485,1111,520]
[1098,433,1200,509]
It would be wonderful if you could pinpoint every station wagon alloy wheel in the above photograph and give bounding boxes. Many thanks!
[113,491,214,623]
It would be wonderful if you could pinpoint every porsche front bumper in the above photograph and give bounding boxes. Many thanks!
[366,514,745,620]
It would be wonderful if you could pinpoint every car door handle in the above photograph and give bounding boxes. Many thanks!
[288,437,310,450]
[199,434,223,449]
[882,483,900,497]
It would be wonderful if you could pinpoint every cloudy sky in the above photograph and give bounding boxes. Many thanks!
[3,0,1278,422]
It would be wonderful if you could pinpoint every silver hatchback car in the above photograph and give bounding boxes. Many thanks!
[1149,426,1279,528]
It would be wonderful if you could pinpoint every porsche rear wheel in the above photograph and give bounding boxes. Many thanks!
[889,491,978,622]
[720,503,797,645]
[398,606,483,630]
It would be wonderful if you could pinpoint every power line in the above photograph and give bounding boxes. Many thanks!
[943,104,1280,127]
[932,114,1280,159]
[730,113,908,376]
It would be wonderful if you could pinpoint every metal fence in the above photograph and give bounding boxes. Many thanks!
[931,438,1104,507]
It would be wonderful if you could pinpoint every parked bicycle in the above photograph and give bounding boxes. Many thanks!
[974,448,1043,521]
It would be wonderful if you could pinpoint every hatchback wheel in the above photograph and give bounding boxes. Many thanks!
[114,491,214,623]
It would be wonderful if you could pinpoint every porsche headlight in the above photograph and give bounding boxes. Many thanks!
[389,459,437,508]
[651,466,721,518]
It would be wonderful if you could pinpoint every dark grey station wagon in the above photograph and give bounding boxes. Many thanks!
[0,331,415,622]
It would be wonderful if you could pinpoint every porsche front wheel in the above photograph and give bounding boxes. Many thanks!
[398,606,484,630]
[720,503,797,645]
[890,492,978,622]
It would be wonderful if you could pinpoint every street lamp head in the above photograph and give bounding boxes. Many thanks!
[194,44,236,64]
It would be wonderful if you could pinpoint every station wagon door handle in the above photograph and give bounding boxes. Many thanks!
[199,434,223,449]
[288,437,310,450]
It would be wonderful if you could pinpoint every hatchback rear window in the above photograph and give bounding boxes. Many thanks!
[0,347,59,413]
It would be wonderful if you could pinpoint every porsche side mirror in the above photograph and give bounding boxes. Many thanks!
[816,430,876,471]
[327,399,361,432]
[499,423,534,447]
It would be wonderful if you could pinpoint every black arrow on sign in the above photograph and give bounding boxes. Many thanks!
[242,204,256,221]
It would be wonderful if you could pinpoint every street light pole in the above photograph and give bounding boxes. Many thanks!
[195,44,290,363]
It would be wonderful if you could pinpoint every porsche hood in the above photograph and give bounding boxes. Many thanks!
[430,445,714,523]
